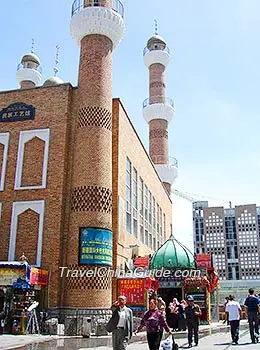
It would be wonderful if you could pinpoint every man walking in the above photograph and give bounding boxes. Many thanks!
[185,295,202,348]
[106,295,133,350]
[225,295,242,345]
[244,288,260,344]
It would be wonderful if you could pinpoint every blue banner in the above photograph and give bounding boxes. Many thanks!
[0,102,35,122]
[79,228,112,266]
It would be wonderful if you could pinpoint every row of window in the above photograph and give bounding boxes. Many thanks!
[126,158,167,249]
[0,129,49,191]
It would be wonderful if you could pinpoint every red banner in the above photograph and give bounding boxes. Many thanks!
[196,254,212,268]
[134,256,149,269]
[118,279,145,304]
[30,268,48,286]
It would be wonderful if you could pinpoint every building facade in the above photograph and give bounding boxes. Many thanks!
[0,0,178,313]
[193,202,260,280]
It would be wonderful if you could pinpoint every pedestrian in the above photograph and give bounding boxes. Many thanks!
[178,300,187,331]
[225,295,242,345]
[106,295,133,350]
[135,298,172,350]
[244,288,260,344]
[168,298,179,331]
[157,297,166,318]
[185,295,202,348]
[0,311,5,335]
[223,296,230,325]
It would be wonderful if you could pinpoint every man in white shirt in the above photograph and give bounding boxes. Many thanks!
[106,295,133,350]
[225,295,242,345]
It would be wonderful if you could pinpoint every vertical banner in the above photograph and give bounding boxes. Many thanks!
[79,227,112,266]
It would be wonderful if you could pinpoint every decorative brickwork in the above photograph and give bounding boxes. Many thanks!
[149,129,168,139]
[15,209,39,265]
[77,105,112,131]
[150,81,165,89]
[21,137,45,187]
[71,186,112,213]
[66,264,111,290]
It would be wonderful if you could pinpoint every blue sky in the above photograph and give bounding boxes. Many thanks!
[1,0,260,249]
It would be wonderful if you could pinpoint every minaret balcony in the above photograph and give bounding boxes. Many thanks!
[143,45,170,67]
[71,0,125,49]
[153,156,178,185]
[16,64,42,86]
[143,96,174,123]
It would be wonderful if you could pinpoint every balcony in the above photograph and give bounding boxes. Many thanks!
[143,96,174,124]
[152,155,178,168]
[143,45,170,56]
[17,63,42,74]
[153,157,178,185]
[71,0,124,18]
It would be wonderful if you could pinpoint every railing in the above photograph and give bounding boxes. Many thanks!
[17,63,42,74]
[71,0,124,18]
[152,155,178,168]
[143,45,170,56]
[143,96,174,108]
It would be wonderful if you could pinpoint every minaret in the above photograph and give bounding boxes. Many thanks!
[143,24,178,194]
[16,40,42,89]
[66,0,124,309]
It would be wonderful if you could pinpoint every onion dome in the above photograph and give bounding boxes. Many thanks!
[147,34,167,50]
[150,236,195,269]
[43,76,64,87]
[21,52,41,65]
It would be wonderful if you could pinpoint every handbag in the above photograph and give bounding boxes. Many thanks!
[161,335,179,350]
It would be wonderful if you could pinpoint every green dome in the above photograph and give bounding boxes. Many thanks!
[150,236,195,269]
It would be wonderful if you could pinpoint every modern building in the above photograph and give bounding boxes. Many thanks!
[0,0,178,316]
[193,202,260,280]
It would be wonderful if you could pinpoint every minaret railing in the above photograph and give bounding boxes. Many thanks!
[71,0,124,17]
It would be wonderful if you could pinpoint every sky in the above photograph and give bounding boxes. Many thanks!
[1,1,260,250]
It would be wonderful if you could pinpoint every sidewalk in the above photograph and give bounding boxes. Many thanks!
[0,320,249,350]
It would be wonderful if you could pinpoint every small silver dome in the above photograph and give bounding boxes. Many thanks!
[22,53,41,65]
[147,34,167,49]
[43,76,64,87]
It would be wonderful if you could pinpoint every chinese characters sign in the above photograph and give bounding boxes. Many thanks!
[0,102,35,122]
[118,279,145,304]
[79,228,112,266]
[196,254,212,268]
[30,267,48,286]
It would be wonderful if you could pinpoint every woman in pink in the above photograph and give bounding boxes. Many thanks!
[135,298,172,350]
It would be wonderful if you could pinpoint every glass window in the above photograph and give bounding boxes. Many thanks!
[149,191,152,225]
[132,168,137,237]
[145,229,148,246]
[152,196,156,229]
[149,234,152,248]
[157,203,160,233]
[145,185,148,221]
[139,177,143,216]
[126,158,131,233]
[140,225,144,243]
[133,218,137,237]
[163,213,166,242]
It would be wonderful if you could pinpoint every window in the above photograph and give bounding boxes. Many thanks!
[163,213,166,242]
[149,191,152,225]
[140,225,144,243]
[157,203,160,233]
[145,229,148,246]
[149,234,152,248]
[126,158,131,233]
[145,185,148,221]
[152,197,156,229]
[160,208,163,235]
[132,168,137,237]
[153,237,156,250]
[139,178,143,216]
[0,133,10,191]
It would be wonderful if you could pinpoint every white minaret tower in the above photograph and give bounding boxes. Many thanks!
[16,40,42,89]
[143,23,178,194]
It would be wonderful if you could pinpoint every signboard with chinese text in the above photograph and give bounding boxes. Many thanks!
[118,279,145,304]
[79,227,112,266]
[30,267,48,286]
[196,254,212,268]
[134,256,149,269]
[0,103,35,122]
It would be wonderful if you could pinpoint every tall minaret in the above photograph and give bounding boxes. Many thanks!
[66,0,124,309]
[16,40,42,89]
[143,25,178,194]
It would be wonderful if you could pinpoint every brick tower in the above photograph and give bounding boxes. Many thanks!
[143,30,178,194]
[65,0,124,309]
[16,52,42,89]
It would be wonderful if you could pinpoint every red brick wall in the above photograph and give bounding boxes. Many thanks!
[0,84,73,307]
[149,119,168,164]
[15,209,39,264]
[21,137,45,187]
[149,63,166,102]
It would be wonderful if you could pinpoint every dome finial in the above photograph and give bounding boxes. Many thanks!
[154,19,158,35]
[31,38,35,53]
[54,45,60,77]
